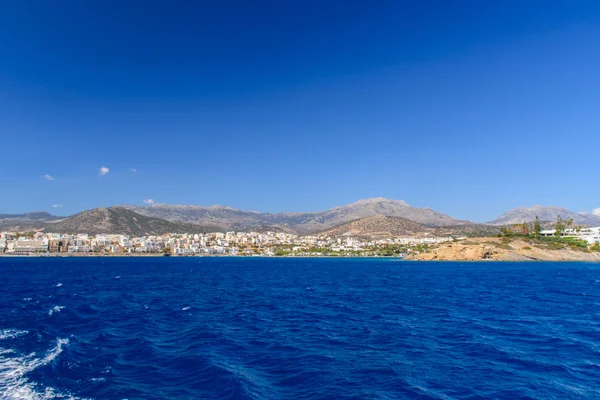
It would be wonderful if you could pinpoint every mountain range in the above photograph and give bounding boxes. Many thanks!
[487,205,600,226]
[122,197,466,233]
[0,212,62,232]
[1,199,599,237]
[43,207,226,236]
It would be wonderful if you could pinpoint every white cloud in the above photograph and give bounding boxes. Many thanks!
[143,199,155,205]
[593,208,600,216]
[99,166,110,176]
[41,174,54,181]
[130,168,137,172]
[52,204,63,208]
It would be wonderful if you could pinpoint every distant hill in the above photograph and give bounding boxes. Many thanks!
[298,198,466,231]
[42,207,225,236]
[0,212,61,231]
[6,200,597,237]
[123,197,466,234]
[319,216,436,238]
[121,203,301,232]
[432,223,503,238]
[488,205,600,226]
[318,215,501,238]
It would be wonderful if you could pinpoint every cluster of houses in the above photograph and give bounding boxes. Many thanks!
[539,227,600,244]
[0,231,453,256]
[1,224,598,256]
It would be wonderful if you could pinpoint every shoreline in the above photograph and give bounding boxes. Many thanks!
[1,253,599,262]
[0,253,403,259]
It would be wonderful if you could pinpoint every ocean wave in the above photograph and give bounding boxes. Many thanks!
[2,258,600,399]
[0,329,28,341]
[0,337,86,400]
[48,306,65,316]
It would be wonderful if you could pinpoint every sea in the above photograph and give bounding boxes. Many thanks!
[1,257,599,400]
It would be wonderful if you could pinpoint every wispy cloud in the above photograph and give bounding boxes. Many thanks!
[143,199,155,205]
[41,174,54,181]
[130,168,137,173]
[52,204,63,208]
[593,208,600,216]
[99,166,110,176]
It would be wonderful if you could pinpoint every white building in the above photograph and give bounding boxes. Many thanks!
[11,240,48,254]
[541,227,600,244]
[69,245,91,253]
[576,227,600,244]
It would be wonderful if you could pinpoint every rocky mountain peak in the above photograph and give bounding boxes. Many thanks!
[488,205,600,226]
[346,197,411,208]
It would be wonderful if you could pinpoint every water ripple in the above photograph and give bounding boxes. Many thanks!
[1,258,599,399]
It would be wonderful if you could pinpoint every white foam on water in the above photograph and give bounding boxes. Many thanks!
[22,298,33,302]
[0,330,28,341]
[48,306,65,316]
[55,283,63,288]
[0,337,87,399]
[181,307,191,311]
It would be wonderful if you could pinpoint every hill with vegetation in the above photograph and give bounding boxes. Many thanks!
[318,215,501,238]
[0,212,62,231]
[318,215,436,238]
[42,207,225,236]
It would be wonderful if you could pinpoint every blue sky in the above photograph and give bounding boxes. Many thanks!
[1,1,599,221]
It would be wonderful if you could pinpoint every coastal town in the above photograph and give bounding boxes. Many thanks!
[1,224,598,258]
[0,230,453,257]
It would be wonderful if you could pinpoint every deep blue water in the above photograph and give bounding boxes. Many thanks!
[1,258,600,399]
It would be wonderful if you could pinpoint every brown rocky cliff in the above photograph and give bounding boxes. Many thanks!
[405,238,600,261]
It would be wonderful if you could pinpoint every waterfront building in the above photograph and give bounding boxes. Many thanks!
[11,240,48,254]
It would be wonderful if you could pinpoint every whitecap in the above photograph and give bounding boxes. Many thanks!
[48,306,65,316]
[0,337,87,399]
[0,330,28,340]
[22,298,32,302]
[181,307,191,311]
[114,276,121,279]
[55,283,63,288]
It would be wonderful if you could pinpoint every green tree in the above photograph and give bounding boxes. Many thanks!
[565,218,574,231]
[533,216,541,237]
[555,216,566,237]
[274,248,288,256]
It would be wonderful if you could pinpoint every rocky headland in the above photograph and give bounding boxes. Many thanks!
[405,237,600,261]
